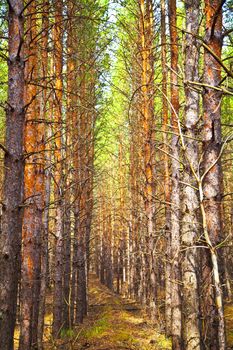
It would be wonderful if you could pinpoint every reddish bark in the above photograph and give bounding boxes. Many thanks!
[19,0,45,347]
[139,0,156,315]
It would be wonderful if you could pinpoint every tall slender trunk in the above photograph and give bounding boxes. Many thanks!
[85,124,94,276]
[0,0,25,348]
[168,0,182,348]
[129,54,143,301]
[37,130,51,349]
[63,0,75,328]
[181,1,201,349]
[139,0,156,315]
[84,92,95,301]
[19,0,45,347]
[75,68,88,324]
[63,179,71,329]
[52,0,64,336]
[119,139,126,290]
[72,61,81,323]
[106,200,113,290]
[129,139,139,299]
[100,208,106,286]
[160,0,171,336]
[201,1,225,349]
[37,2,51,347]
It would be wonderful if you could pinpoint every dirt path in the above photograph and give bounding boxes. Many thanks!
[46,274,171,350]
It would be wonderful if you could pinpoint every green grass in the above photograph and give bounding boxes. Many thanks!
[82,314,110,339]
[60,328,75,338]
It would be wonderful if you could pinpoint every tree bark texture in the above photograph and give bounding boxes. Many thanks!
[168,0,182,348]
[201,0,226,349]
[0,0,25,348]
[52,0,64,336]
[181,1,201,349]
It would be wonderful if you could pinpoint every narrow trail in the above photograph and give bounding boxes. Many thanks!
[45,274,171,350]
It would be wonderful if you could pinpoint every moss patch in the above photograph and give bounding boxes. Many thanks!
[81,313,110,339]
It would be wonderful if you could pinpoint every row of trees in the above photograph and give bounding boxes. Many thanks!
[0,0,232,349]
[93,1,233,350]
[0,0,108,348]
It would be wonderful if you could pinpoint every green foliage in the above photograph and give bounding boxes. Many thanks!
[81,313,110,339]
[94,0,134,192]
[60,328,75,338]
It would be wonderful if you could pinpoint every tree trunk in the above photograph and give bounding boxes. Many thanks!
[37,136,51,349]
[201,0,226,348]
[0,0,25,348]
[168,0,182,348]
[181,1,201,349]
[62,0,75,328]
[37,3,51,346]
[75,71,88,324]
[139,0,156,316]
[160,0,172,336]
[52,0,64,336]
[19,0,45,347]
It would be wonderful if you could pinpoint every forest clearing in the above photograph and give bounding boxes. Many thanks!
[0,0,233,349]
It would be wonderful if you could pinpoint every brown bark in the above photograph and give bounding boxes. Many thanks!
[0,0,25,348]
[38,128,51,349]
[119,139,127,291]
[52,0,64,336]
[168,0,182,348]
[160,0,172,336]
[139,0,156,315]
[75,66,88,324]
[62,0,75,329]
[129,139,140,299]
[201,0,226,349]
[85,118,94,276]
[37,2,51,347]
[106,201,113,290]
[74,18,97,319]
[100,210,106,286]
[129,47,144,301]
[84,72,95,299]
[71,55,81,324]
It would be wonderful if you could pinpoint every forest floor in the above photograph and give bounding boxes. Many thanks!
[14,275,233,349]
[44,274,171,350]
